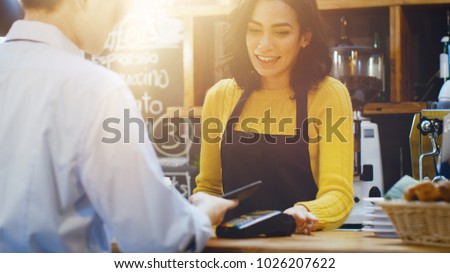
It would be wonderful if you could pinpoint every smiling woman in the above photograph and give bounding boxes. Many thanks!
[194,0,355,235]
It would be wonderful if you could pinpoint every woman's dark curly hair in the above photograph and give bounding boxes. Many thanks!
[220,0,331,96]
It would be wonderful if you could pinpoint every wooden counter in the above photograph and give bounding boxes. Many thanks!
[166,102,427,118]
[204,230,450,253]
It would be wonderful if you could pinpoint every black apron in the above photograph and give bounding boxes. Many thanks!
[221,88,318,220]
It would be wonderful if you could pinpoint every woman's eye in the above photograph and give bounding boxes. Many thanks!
[247,28,261,33]
[275,31,290,35]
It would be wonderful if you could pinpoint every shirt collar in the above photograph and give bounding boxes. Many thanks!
[5,20,83,57]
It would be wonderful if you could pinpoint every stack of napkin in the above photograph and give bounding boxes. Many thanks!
[384,175,419,199]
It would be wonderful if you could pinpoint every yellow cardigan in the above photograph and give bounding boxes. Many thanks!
[194,76,354,230]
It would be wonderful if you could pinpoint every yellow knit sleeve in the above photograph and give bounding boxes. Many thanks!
[297,77,354,230]
[193,80,235,196]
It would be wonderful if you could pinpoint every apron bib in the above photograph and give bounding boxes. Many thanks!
[221,88,318,220]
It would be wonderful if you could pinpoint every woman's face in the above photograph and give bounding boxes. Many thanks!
[246,0,306,89]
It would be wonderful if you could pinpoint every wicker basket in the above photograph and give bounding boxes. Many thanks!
[377,200,450,247]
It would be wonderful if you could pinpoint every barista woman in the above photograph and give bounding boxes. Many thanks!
[194,0,354,234]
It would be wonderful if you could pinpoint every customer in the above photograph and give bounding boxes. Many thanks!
[0,0,236,252]
[194,0,354,234]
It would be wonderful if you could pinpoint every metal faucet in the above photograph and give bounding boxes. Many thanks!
[418,118,442,181]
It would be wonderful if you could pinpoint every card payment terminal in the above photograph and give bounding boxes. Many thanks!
[216,210,296,238]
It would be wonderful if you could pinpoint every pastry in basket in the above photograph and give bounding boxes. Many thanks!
[438,180,450,202]
[404,180,442,202]
[403,185,419,201]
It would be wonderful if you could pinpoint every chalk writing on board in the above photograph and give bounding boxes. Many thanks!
[92,13,187,157]
[92,14,184,117]
[104,14,184,51]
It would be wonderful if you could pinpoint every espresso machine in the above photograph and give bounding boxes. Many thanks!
[330,45,385,226]
[410,79,450,181]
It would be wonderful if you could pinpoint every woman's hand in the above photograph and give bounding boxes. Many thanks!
[284,205,318,235]
[189,192,238,226]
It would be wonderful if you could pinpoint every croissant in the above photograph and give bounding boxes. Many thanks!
[403,181,442,202]
[438,180,450,202]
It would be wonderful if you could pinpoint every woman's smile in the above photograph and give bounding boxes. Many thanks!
[254,54,281,65]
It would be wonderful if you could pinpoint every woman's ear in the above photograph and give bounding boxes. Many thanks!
[301,31,312,48]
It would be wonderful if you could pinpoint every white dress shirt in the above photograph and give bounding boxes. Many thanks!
[0,20,211,252]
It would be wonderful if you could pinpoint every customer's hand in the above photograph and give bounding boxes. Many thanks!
[284,205,318,235]
[189,192,238,225]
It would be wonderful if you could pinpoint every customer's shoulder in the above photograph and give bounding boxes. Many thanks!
[68,55,124,85]
[48,52,128,96]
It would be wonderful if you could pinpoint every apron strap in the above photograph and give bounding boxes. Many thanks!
[295,88,309,143]
[224,88,252,142]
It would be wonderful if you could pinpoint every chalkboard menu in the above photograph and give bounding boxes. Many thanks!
[92,14,184,121]
[92,14,192,158]
[92,11,196,197]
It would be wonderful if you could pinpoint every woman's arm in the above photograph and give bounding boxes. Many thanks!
[297,78,354,231]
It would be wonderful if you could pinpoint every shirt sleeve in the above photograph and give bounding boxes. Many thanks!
[193,81,229,197]
[297,79,354,230]
[79,84,211,252]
